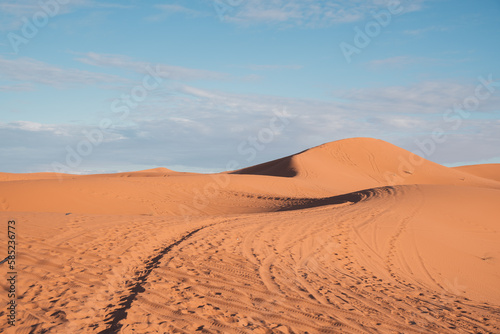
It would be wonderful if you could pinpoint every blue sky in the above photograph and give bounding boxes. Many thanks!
[0,0,499,173]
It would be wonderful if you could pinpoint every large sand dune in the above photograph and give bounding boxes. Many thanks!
[0,138,499,333]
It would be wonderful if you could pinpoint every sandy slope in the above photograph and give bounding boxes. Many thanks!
[454,164,500,182]
[0,138,499,333]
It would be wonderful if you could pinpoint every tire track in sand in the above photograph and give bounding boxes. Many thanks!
[97,225,211,334]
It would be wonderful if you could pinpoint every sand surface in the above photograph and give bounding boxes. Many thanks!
[1,138,499,333]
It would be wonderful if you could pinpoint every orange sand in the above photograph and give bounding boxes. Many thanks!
[0,138,499,333]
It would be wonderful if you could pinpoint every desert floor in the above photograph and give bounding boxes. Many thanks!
[1,138,499,333]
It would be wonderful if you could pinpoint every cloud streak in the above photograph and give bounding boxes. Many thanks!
[0,56,126,87]
[0,52,235,90]
[221,0,430,27]
[0,0,132,31]
[237,64,303,71]
[147,4,205,21]
[366,56,433,68]
[333,80,500,115]
[76,52,232,81]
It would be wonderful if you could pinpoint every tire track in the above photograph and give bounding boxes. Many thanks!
[97,225,210,334]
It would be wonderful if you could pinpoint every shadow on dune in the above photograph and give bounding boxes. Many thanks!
[231,155,298,177]
[278,187,394,212]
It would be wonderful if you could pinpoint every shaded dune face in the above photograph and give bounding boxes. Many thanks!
[277,187,381,211]
[1,138,500,333]
[231,155,299,178]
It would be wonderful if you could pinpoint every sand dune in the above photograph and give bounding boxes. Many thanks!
[0,172,72,182]
[454,163,500,182]
[234,137,500,194]
[1,138,499,333]
[0,168,177,182]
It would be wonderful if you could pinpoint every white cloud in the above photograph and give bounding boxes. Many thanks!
[221,0,430,27]
[77,52,232,81]
[238,64,303,71]
[403,119,500,165]
[0,121,62,133]
[0,0,132,31]
[367,56,428,68]
[147,4,205,21]
[333,80,500,115]
[0,83,34,91]
[403,25,451,36]
[0,56,126,87]
[366,55,473,69]
[386,117,425,129]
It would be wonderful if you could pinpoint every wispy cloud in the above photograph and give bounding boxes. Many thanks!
[0,0,132,31]
[403,25,451,36]
[77,52,232,81]
[334,80,500,114]
[0,56,126,88]
[0,120,70,134]
[225,1,362,27]
[366,56,435,68]
[402,118,500,165]
[0,1,62,17]
[147,4,205,21]
[385,117,425,129]
[367,55,474,69]
[238,64,303,71]
[0,82,34,91]
[222,0,430,27]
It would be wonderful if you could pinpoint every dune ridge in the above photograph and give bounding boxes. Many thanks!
[1,138,499,333]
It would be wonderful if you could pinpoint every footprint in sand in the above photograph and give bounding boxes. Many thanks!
[0,198,9,210]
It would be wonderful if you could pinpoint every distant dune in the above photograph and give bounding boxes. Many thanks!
[1,138,499,333]
[454,163,500,182]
